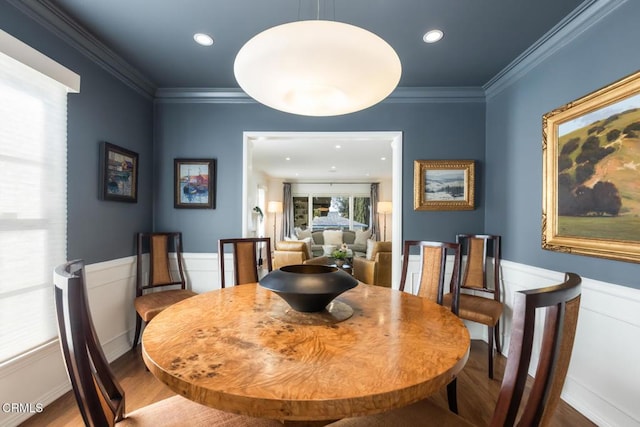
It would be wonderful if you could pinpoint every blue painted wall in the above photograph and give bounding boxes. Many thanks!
[1,2,154,264]
[10,0,637,290]
[154,100,486,252]
[485,1,640,288]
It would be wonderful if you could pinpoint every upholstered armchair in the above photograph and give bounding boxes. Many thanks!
[353,241,392,287]
[273,240,313,269]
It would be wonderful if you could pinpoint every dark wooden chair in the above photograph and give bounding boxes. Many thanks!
[132,232,196,350]
[399,240,463,414]
[53,260,282,426]
[218,237,272,287]
[329,272,582,427]
[446,234,504,379]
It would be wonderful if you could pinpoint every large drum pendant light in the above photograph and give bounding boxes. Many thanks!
[234,20,401,117]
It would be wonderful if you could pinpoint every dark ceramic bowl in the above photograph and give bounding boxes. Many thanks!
[259,264,358,312]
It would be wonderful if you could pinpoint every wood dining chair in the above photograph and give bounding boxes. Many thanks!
[330,272,582,427]
[218,237,272,287]
[132,232,196,350]
[399,240,462,413]
[54,259,282,427]
[447,234,504,379]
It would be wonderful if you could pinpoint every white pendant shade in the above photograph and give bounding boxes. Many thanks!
[234,20,401,117]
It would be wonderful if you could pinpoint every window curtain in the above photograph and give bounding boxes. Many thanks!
[282,182,293,240]
[370,183,379,240]
[0,32,79,362]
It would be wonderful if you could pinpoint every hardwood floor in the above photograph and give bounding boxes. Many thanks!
[20,340,595,426]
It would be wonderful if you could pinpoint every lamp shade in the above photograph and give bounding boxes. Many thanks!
[234,20,401,117]
[267,201,283,213]
[377,201,393,214]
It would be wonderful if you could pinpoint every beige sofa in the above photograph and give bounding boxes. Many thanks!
[295,229,370,257]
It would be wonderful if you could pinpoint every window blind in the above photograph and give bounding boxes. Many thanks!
[0,48,69,363]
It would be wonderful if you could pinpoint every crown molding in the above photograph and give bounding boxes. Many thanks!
[13,0,618,105]
[386,87,485,103]
[154,88,255,104]
[154,86,486,104]
[8,0,156,99]
[484,0,628,99]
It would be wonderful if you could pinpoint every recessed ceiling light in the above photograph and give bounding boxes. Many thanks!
[285,157,291,161]
[335,145,341,149]
[381,157,387,161]
[193,33,214,46]
[423,29,444,44]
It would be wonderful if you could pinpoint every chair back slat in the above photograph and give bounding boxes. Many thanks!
[417,246,444,302]
[150,234,173,286]
[54,260,125,427]
[457,234,501,297]
[235,241,260,285]
[535,295,581,426]
[462,237,487,289]
[490,272,581,427]
[137,232,187,292]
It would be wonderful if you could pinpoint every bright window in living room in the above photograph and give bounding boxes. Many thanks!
[294,195,370,231]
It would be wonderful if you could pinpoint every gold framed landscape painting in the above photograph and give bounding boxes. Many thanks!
[542,70,640,262]
[414,160,475,211]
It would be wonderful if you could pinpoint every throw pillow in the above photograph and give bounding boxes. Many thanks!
[311,231,324,244]
[342,230,356,244]
[355,229,372,246]
[365,239,376,260]
[323,230,343,246]
[301,237,313,259]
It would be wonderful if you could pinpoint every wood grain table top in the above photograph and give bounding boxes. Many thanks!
[142,283,470,423]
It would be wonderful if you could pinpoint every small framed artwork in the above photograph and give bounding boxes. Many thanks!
[101,142,138,203]
[414,160,475,211]
[174,158,216,209]
[542,70,640,262]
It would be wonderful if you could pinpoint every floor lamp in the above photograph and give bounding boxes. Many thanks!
[377,201,392,241]
[267,201,283,244]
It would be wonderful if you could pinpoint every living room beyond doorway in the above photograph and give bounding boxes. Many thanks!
[242,131,403,286]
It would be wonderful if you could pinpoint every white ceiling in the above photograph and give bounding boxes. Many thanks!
[249,133,394,181]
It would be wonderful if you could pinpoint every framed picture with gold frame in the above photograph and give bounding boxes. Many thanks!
[542,70,640,262]
[413,160,475,211]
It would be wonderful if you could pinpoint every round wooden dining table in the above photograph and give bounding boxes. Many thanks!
[142,283,470,425]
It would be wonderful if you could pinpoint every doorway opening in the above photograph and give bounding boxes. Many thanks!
[242,131,403,287]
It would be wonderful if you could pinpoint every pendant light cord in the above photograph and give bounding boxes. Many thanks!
[298,0,334,21]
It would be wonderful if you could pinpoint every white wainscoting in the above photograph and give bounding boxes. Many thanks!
[2,254,638,426]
